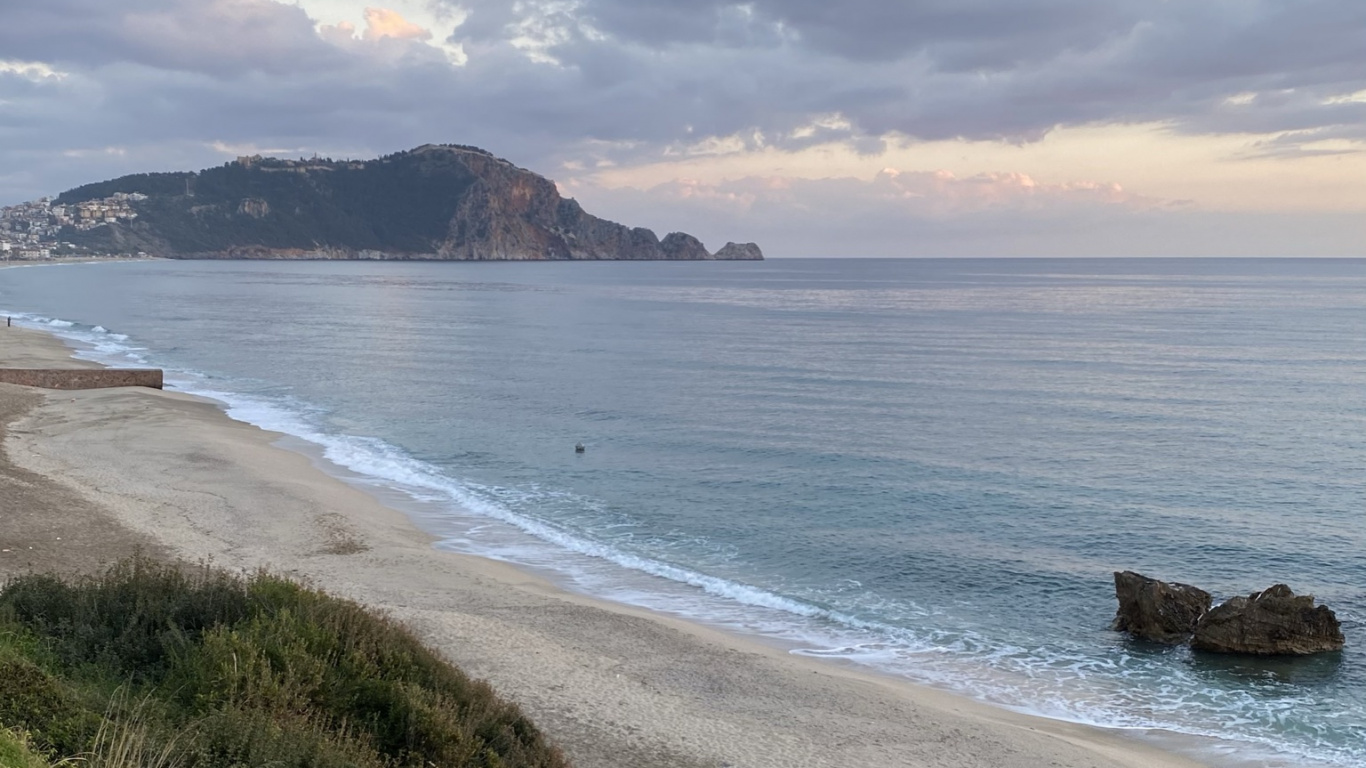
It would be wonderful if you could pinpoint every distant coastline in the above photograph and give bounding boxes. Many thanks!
[0,255,162,266]
[1,144,764,262]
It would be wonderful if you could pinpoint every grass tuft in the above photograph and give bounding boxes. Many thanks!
[77,690,184,768]
[0,557,568,768]
[0,725,50,768]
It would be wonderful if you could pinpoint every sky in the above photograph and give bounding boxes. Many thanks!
[2,0,1365,257]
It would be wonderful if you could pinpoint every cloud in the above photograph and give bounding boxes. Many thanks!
[0,60,67,82]
[1,0,1365,256]
[466,0,1366,150]
[581,0,1146,68]
[632,169,1165,218]
[361,8,432,41]
[566,172,1359,258]
[6,0,1366,168]
[319,7,454,63]
[0,0,343,77]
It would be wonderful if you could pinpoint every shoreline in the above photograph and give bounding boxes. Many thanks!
[0,321,1210,768]
[0,256,164,266]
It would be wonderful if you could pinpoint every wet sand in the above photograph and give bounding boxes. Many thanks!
[0,323,1205,768]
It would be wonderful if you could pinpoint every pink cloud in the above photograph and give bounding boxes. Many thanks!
[318,8,432,45]
[617,168,1171,219]
[863,168,1155,214]
[561,167,1196,257]
[361,8,431,42]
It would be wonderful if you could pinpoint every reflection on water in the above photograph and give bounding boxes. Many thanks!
[1191,650,1345,687]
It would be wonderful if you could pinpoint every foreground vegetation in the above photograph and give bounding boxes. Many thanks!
[0,728,47,768]
[0,558,568,768]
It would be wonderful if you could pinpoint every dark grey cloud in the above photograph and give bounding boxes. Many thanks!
[443,0,1366,158]
[582,0,1147,68]
[2,0,1365,209]
[0,0,342,76]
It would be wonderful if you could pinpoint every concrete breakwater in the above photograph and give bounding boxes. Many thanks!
[0,368,163,390]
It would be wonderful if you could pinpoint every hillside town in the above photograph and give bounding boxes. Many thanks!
[0,192,146,259]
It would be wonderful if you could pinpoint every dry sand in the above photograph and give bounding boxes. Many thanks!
[0,324,1207,768]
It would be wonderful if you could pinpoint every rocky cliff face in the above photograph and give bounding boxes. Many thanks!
[61,144,764,261]
[434,146,754,260]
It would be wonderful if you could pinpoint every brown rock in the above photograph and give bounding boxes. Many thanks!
[1111,571,1212,644]
[1192,584,1344,655]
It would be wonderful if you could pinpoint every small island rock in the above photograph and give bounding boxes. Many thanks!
[1191,584,1344,656]
[1111,571,1212,644]
[660,232,711,260]
[713,242,765,260]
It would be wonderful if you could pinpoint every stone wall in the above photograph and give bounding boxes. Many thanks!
[0,368,163,390]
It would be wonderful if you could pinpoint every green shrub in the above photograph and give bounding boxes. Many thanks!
[0,725,50,768]
[0,655,98,756]
[0,560,252,681]
[77,691,184,768]
[0,558,569,768]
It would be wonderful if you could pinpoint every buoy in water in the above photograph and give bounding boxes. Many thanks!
[575,442,586,453]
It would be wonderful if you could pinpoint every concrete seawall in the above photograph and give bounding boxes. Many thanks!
[0,369,163,390]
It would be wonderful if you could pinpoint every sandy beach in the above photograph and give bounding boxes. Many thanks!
[0,323,1206,768]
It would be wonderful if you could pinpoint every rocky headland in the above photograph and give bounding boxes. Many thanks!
[54,144,763,261]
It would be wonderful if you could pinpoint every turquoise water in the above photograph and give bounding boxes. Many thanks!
[3,258,1364,766]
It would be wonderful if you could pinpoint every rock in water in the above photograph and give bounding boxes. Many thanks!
[659,232,710,260]
[1111,571,1212,644]
[1192,584,1344,655]
[713,242,764,260]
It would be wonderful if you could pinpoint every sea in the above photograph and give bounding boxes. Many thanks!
[2,258,1363,767]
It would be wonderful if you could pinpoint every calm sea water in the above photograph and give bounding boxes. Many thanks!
[3,258,1364,766]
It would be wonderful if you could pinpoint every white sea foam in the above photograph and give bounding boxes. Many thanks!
[3,312,150,368]
[182,382,943,643]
